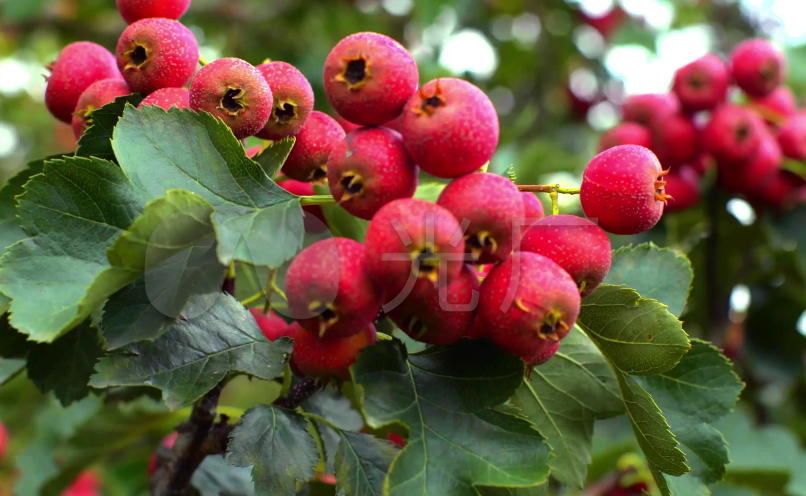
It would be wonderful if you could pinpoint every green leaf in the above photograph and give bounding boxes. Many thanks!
[604,243,693,317]
[193,454,256,496]
[252,137,295,178]
[302,388,365,473]
[477,486,548,496]
[579,284,690,375]
[26,322,104,406]
[228,405,319,496]
[334,430,398,496]
[510,327,623,488]
[0,313,34,358]
[352,339,552,496]
[651,468,711,496]
[112,105,305,268]
[0,358,25,384]
[76,93,144,161]
[91,294,291,409]
[634,341,743,484]
[0,156,145,342]
[413,182,447,203]
[0,156,47,252]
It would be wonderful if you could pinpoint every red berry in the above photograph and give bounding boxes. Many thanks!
[520,214,611,297]
[276,179,328,233]
[598,122,652,153]
[363,198,465,298]
[249,308,291,342]
[521,192,545,225]
[691,153,715,177]
[328,127,418,220]
[751,170,804,210]
[116,0,191,24]
[0,419,6,462]
[751,86,797,125]
[703,105,762,165]
[388,264,478,346]
[479,252,581,357]
[255,61,315,140]
[138,87,190,110]
[402,78,499,178]
[291,322,377,381]
[580,145,668,235]
[147,432,178,477]
[324,32,419,126]
[62,471,101,496]
[621,93,679,127]
[116,18,198,96]
[730,38,784,98]
[721,135,781,194]
[388,432,405,447]
[672,54,730,112]
[383,115,405,133]
[663,166,701,213]
[281,111,345,182]
[651,114,700,168]
[189,58,272,140]
[523,340,560,368]
[335,115,362,133]
[72,79,131,140]
[286,238,382,339]
[436,172,523,264]
[777,114,806,160]
[45,42,122,124]
[579,7,625,39]
[464,316,487,339]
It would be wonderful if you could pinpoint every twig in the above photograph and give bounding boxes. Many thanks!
[300,195,337,206]
[273,377,319,410]
[517,184,580,195]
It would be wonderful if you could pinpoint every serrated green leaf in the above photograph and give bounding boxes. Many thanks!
[91,294,291,409]
[635,341,743,484]
[26,322,104,406]
[112,105,305,268]
[352,339,552,496]
[229,405,319,496]
[511,327,623,488]
[579,284,690,375]
[76,93,144,161]
[0,156,48,253]
[605,243,693,317]
[193,454,256,496]
[303,388,365,474]
[252,138,295,178]
[651,468,711,496]
[0,357,25,384]
[0,313,33,358]
[334,430,398,496]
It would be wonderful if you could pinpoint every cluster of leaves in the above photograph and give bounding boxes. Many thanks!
[0,97,753,496]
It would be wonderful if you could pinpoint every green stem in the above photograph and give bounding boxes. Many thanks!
[300,194,337,206]
[549,187,560,215]
[198,56,208,66]
[518,184,580,195]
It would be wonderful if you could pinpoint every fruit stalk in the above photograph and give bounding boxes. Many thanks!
[300,194,337,206]
[198,56,208,66]
[516,184,581,195]
[273,377,319,409]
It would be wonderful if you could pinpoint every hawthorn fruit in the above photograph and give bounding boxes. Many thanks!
[281,111,345,182]
[256,61,315,140]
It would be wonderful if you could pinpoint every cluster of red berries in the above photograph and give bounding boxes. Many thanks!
[599,38,806,213]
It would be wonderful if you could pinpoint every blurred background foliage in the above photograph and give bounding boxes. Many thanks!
[3,0,806,495]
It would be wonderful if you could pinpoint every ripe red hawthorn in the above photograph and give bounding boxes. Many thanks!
[116,18,199,96]
[116,0,191,24]
[751,86,797,125]
[249,308,292,342]
[0,419,7,462]
[138,87,190,110]
[730,38,785,98]
[72,78,132,140]
[436,172,524,264]
[286,238,382,339]
[777,114,806,160]
[650,113,700,168]
[672,53,730,112]
[327,127,418,220]
[598,122,652,153]
[524,340,560,368]
[521,192,545,225]
[256,61,315,140]
[323,32,419,126]
[703,105,762,166]
[291,322,378,381]
[275,178,328,233]
[663,166,701,213]
[281,111,345,182]
[520,214,612,297]
[621,93,679,127]
[720,135,781,195]
[580,145,669,235]
[45,42,122,124]
[401,78,499,178]
[479,251,581,357]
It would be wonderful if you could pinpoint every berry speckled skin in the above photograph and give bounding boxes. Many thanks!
[364,198,465,298]
[521,192,545,225]
[479,252,581,357]
[520,214,612,296]
[777,115,806,160]
[291,322,377,381]
[651,113,699,168]
[621,93,679,127]
[249,308,291,342]
[664,166,701,213]
[598,122,652,153]
[45,42,122,124]
[751,86,797,124]
[402,78,499,178]
[276,179,328,233]
[437,172,524,264]
[703,105,762,165]
[71,78,131,140]
[524,340,560,367]
[672,54,730,113]
[116,0,191,24]
[580,145,666,235]
[388,264,478,346]
[324,32,419,126]
[255,61,314,140]
[464,316,487,339]
[189,58,272,140]
[281,111,345,182]
[721,135,780,194]
[286,238,382,339]
[138,87,189,110]
[328,127,418,220]
[730,38,785,98]
[116,18,198,96]
[335,115,362,133]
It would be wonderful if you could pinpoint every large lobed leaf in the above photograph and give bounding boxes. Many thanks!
[75,93,144,161]
[352,339,552,496]
[0,156,48,253]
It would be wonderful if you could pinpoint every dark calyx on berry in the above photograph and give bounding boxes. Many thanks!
[274,102,296,123]
[220,88,245,115]
[405,315,428,339]
[340,56,369,88]
[129,45,147,68]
